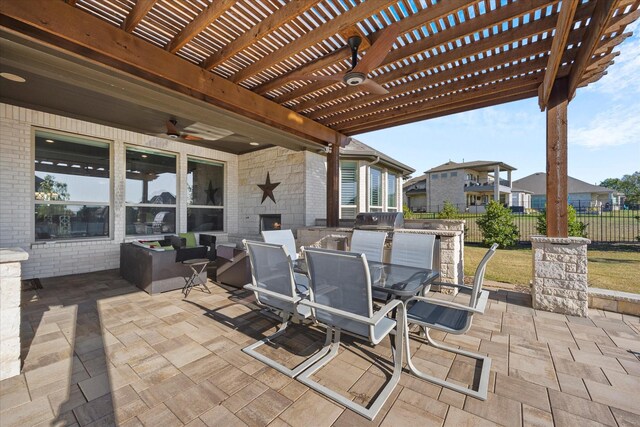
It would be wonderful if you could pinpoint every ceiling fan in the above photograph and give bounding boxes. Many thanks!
[165,119,202,141]
[286,25,400,95]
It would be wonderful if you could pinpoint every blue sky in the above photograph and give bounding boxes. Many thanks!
[358,20,640,186]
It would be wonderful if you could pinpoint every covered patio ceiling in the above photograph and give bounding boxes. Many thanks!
[1,0,638,144]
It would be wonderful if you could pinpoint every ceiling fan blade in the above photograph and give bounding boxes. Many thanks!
[360,79,389,95]
[352,24,401,74]
[283,73,344,82]
[166,119,180,137]
[183,134,203,141]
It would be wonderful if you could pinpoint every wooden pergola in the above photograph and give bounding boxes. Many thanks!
[1,0,638,231]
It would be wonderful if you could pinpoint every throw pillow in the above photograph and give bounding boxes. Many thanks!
[179,232,197,247]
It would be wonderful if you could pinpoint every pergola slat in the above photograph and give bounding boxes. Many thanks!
[165,0,235,53]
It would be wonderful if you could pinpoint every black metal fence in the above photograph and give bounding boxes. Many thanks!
[408,203,640,243]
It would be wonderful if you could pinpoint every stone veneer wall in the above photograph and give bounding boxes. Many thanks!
[0,103,237,279]
[235,147,326,241]
[531,236,590,317]
[0,248,28,380]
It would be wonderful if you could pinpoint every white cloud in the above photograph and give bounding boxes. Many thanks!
[571,104,640,149]
[586,22,640,97]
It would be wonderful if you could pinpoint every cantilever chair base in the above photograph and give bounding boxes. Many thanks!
[405,321,491,401]
[296,327,404,421]
[242,313,336,378]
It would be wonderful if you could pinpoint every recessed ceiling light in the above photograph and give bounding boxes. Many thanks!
[141,154,148,158]
[249,141,260,146]
[45,139,54,143]
[0,72,26,83]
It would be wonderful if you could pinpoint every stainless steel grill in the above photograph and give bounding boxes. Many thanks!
[353,212,404,230]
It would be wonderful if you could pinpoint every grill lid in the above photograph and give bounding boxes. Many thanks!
[354,212,404,230]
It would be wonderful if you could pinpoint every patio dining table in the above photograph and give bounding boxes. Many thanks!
[294,258,439,301]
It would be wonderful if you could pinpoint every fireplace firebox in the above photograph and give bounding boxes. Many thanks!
[259,214,282,232]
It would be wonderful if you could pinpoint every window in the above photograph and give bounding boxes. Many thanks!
[340,161,358,219]
[125,148,176,236]
[441,172,448,178]
[187,157,224,232]
[431,174,438,180]
[450,171,458,177]
[369,167,382,212]
[387,173,397,211]
[34,131,110,241]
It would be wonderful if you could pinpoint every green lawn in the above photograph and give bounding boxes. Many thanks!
[464,245,640,294]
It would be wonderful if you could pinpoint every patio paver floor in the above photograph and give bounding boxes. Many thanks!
[1,269,639,426]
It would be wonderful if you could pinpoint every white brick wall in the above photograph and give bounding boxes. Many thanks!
[304,151,326,226]
[0,103,238,279]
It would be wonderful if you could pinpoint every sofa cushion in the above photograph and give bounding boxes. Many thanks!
[180,232,197,247]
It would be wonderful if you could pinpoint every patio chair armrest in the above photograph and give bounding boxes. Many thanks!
[370,299,404,325]
[474,290,490,313]
[243,284,302,304]
[298,300,377,325]
[406,295,485,314]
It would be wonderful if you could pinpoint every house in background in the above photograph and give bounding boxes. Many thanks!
[403,174,428,212]
[511,187,533,210]
[339,139,414,219]
[512,172,623,211]
[404,161,516,213]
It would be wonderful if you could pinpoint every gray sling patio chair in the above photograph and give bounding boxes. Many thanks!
[297,247,405,421]
[350,229,387,302]
[403,243,498,400]
[241,240,332,377]
[262,229,308,295]
[390,232,436,294]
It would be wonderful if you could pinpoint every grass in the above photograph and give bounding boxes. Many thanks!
[464,244,640,294]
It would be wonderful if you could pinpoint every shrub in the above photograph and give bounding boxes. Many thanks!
[438,201,460,219]
[402,204,415,219]
[476,200,519,248]
[536,205,588,238]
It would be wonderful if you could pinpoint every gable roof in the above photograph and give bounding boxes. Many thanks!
[341,139,415,176]
[425,160,516,173]
[402,174,427,188]
[513,172,615,195]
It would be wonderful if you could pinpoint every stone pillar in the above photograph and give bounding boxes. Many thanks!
[493,165,500,202]
[531,236,590,317]
[0,248,28,380]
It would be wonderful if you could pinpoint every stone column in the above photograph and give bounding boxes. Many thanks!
[0,248,28,380]
[493,165,500,202]
[531,236,590,317]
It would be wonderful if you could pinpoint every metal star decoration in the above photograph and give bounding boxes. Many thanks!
[257,172,280,204]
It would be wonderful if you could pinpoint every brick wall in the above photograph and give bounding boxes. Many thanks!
[304,151,326,226]
[427,170,466,211]
[0,103,238,279]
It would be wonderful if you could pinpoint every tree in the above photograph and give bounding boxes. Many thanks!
[600,171,640,205]
[438,201,460,219]
[36,175,70,201]
[402,204,415,219]
[476,200,519,248]
[536,205,588,238]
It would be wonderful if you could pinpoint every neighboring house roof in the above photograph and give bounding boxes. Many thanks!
[341,139,415,176]
[512,187,534,194]
[425,160,516,173]
[402,174,426,189]
[512,172,615,195]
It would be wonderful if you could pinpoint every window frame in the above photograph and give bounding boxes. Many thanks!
[387,172,398,212]
[368,166,383,212]
[124,145,178,237]
[339,160,358,219]
[186,155,226,232]
[32,128,114,243]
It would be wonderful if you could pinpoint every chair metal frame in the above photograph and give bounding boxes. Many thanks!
[241,240,332,377]
[403,243,498,400]
[297,247,405,421]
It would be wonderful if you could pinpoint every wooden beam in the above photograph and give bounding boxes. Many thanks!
[586,51,619,71]
[567,0,618,99]
[337,77,543,134]
[326,139,340,228]
[546,77,569,237]
[65,0,77,6]
[594,31,631,55]
[122,0,157,33]
[202,0,315,70]
[578,71,607,88]
[0,0,343,146]
[166,0,234,53]
[277,0,563,106]
[538,0,578,110]
[340,89,538,136]
[231,0,469,84]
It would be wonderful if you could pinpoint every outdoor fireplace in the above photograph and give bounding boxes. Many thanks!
[260,214,281,232]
